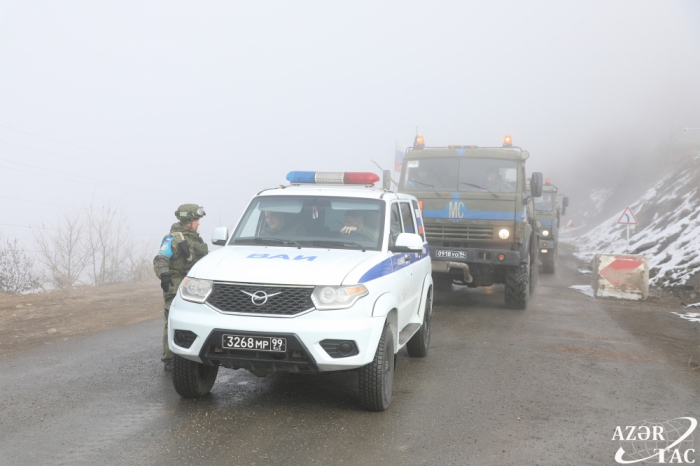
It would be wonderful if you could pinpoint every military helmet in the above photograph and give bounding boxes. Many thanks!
[175,204,206,224]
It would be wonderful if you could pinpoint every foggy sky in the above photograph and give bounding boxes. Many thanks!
[1,0,699,247]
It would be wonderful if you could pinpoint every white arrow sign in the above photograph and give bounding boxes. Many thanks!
[617,207,638,225]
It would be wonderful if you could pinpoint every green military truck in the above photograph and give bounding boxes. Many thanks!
[533,180,569,274]
[398,135,543,309]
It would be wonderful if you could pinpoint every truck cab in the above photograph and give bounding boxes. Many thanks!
[398,136,543,309]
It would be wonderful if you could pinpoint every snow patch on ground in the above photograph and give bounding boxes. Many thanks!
[577,269,592,274]
[671,312,700,323]
[570,285,594,298]
[572,153,700,288]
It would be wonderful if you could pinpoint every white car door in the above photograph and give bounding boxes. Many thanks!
[389,202,412,330]
[398,201,424,321]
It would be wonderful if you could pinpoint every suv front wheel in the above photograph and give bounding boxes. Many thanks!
[172,355,219,398]
[359,323,395,411]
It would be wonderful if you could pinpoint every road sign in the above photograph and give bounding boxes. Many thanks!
[564,218,575,228]
[617,207,638,225]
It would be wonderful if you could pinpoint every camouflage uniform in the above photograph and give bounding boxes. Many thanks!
[153,205,208,365]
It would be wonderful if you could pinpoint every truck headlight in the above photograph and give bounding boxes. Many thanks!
[498,229,510,240]
[179,277,213,304]
[312,285,368,310]
[542,229,550,237]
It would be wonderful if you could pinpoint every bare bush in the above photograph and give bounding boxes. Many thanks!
[84,202,130,286]
[33,211,89,290]
[123,239,156,282]
[0,236,43,294]
[34,202,154,289]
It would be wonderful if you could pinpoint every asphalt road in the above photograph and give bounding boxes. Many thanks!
[1,247,699,466]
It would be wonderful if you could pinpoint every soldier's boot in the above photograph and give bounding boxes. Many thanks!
[162,308,174,372]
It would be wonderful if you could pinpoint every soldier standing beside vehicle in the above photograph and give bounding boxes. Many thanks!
[153,204,208,372]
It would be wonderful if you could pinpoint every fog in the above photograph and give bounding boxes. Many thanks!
[2,0,700,248]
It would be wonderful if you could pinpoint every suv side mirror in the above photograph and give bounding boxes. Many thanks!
[212,226,229,246]
[390,233,424,253]
[530,172,543,198]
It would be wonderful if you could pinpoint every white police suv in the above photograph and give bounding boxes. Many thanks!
[168,171,433,411]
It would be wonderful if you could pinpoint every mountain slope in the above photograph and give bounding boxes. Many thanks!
[574,153,700,287]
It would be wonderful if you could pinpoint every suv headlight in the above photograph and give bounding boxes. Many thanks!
[498,228,510,240]
[311,285,368,310]
[542,229,550,237]
[179,277,213,304]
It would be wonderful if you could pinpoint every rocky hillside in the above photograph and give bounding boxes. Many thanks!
[573,152,700,288]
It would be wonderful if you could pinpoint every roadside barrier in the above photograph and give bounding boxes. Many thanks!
[592,254,649,300]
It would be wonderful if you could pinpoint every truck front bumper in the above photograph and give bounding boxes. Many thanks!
[429,246,522,269]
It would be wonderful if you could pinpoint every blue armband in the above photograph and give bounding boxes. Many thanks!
[158,235,174,258]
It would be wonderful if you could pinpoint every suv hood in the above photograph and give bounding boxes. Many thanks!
[188,246,378,286]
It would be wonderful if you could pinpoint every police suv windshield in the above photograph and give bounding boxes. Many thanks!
[402,158,518,193]
[535,193,555,211]
[231,196,385,251]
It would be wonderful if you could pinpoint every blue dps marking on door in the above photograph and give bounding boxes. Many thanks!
[247,253,317,261]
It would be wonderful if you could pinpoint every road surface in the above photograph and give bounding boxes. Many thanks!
[1,246,698,465]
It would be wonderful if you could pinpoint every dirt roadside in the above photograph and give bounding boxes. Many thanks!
[0,282,163,359]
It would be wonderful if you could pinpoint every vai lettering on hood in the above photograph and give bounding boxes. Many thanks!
[612,417,697,464]
[247,253,317,261]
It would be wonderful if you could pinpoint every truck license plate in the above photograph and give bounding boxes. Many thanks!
[222,335,287,352]
[436,250,467,259]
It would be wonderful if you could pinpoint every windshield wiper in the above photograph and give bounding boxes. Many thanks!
[409,179,442,197]
[303,240,366,252]
[460,182,500,198]
[233,237,301,249]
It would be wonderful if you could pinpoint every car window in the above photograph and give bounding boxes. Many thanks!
[232,195,384,251]
[399,202,416,234]
[390,203,402,246]
[411,199,425,241]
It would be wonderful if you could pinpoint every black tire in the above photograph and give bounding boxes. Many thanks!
[542,248,557,274]
[359,323,395,411]
[407,291,432,358]
[172,355,219,398]
[432,275,453,292]
[529,246,538,295]
[504,255,529,310]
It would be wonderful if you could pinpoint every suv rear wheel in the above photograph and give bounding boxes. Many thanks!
[407,292,432,358]
[172,355,219,398]
[359,323,395,411]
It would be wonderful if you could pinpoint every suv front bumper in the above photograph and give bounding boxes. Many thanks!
[168,296,385,372]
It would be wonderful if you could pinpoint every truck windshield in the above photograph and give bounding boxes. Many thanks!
[402,157,518,193]
[535,193,555,211]
[231,196,385,251]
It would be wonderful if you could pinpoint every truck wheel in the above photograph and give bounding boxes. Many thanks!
[172,355,219,398]
[505,255,529,310]
[433,275,453,291]
[529,247,538,295]
[407,291,432,358]
[542,249,557,274]
[359,323,395,411]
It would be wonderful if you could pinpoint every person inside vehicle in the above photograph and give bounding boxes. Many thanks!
[340,210,378,242]
[262,211,306,237]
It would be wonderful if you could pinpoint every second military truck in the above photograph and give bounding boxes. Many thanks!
[398,135,543,309]
[534,180,569,273]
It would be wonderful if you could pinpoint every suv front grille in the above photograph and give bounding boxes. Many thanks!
[206,283,315,316]
[425,224,494,241]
